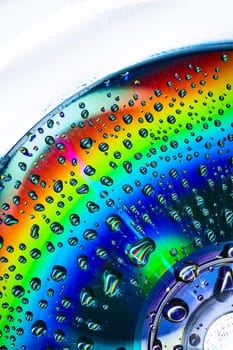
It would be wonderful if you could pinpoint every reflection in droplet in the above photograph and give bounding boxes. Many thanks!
[125,237,155,267]
[174,262,199,283]
[31,320,47,337]
[162,298,189,322]
[213,266,233,302]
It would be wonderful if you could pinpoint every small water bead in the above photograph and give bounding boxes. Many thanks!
[61,296,72,308]
[51,265,67,282]
[45,135,55,145]
[105,215,122,231]
[25,311,33,321]
[100,176,113,186]
[38,299,48,309]
[142,184,155,196]
[4,215,18,226]
[34,203,45,212]
[222,208,233,224]
[86,201,100,213]
[213,265,233,302]
[12,285,25,298]
[31,320,47,337]
[86,319,102,331]
[50,222,64,234]
[18,162,27,171]
[123,161,132,173]
[30,277,41,291]
[20,147,33,157]
[189,333,201,346]
[77,255,88,270]
[103,269,121,298]
[174,262,199,283]
[83,229,97,241]
[30,248,41,259]
[30,224,40,239]
[54,329,66,343]
[125,237,156,267]
[96,246,109,260]
[69,213,80,226]
[53,180,63,193]
[76,183,89,194]
[68,237,78,246]
[162,298,189,322]
[84,165,96,176]
[0,236,3,249]
[80,287,96,307]
[77,336,94,350]
[46,241,55,252]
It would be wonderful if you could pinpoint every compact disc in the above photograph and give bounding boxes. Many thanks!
[0,44,233,350]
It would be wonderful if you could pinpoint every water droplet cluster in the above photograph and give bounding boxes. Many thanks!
[0,46,233,349]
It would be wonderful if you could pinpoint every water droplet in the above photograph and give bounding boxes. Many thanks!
[80,287,96,307]
[123,161,132,174]
[86,319,102,331]
[80,137,93,149]
[86,201,100,213]
[29,174,40,185]
[174,262,199,283]
[125,237,156,267]
[152,339,162,350]
[221,243,233,258]
[61,296,72,308]
[76,184,89,194]
[198,164,208,176]
[25,311,33,321]
[53,180,63,193]
[18,162,27,171]
[142,184,155,196]
[169,210,181,222]
[34,203,45,212]
[103,269,121,297]
[20,147,32,157]
[96,246,108,260]
[69,213,80,226]
[50,222,64,234]
[12,285,25,298]
[100,176,113,186]
[46,241,55,253]
[30,224,40,239]
[28,190,38,200]
[84,165,96,176]
[51,265,67,282]
[189,333,200,346]
[77,336,94,350]
[123,113,133,124]
[83,229,97,240]
[105,215,122,231]
[154,102,163,111]
[54,329,66,343]
[31,320,47,337]
[4,215,18,226]
[77,255,88,270]
[68,237,78,246]
[30,248,41,259]
[222,209,233,224]
[162,298,189,322]
[214,266,233,302]
[30,277,41,291]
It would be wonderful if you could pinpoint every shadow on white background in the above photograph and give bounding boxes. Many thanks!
[0,0,233,154]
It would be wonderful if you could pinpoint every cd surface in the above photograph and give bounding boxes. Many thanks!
[0,44,233,349]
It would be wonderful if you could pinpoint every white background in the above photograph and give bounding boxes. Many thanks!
[0,0,233,155]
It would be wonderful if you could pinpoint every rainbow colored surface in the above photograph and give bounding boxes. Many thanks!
[0,44,233,350]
